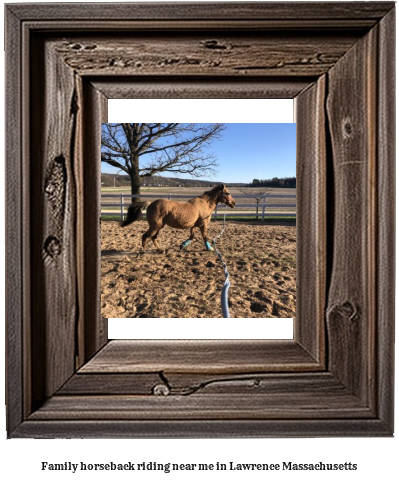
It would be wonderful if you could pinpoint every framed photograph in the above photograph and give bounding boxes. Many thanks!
[5,2,395,437]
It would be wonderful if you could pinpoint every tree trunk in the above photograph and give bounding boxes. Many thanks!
[129,156,141,202]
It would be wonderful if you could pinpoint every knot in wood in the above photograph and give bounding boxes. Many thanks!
[43,236,61,259]
[342,119,353,138]
[327,301,358,324]
[152,383,170,396]
[83,44,97,51]
[339,301,358,321]
[44,180,56,197]
[201,39,227,50]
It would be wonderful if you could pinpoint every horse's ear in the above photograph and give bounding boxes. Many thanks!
[220,184,226,191]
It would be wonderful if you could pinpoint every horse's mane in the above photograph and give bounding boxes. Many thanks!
[202,184,224,198]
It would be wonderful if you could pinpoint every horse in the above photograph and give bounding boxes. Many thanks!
[121,184,236,252]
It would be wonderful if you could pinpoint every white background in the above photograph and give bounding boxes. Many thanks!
[1,1,398,486]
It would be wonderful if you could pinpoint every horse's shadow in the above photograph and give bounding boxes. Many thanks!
[101,248,214,259]
[102,249,119,256]
[101,249,139,260]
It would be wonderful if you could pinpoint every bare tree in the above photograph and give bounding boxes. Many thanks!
[240,188,271,220]
[101,123,225,199]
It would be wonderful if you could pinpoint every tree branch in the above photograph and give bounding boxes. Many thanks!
[101,123,226,188]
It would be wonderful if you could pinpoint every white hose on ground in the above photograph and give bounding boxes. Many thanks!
[212,208,231,319]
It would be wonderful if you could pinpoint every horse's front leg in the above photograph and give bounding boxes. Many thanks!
[199,224,214,251]
[180,227,196,251]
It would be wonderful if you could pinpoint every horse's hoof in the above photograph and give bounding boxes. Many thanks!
[205,242,214,251]
[181,239,191,250]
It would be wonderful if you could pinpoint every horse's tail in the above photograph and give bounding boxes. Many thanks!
[121,201,150,227]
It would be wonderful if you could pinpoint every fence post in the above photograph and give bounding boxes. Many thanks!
[262,194,266,222]
[120,193,124,222]
[214,205,218,221]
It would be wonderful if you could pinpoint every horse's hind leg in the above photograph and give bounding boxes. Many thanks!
[142,225,163,253]
[151,230,163,252]
[141,232,149,252]
[142,229,158,252]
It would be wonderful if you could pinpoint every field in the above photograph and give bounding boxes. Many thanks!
[101,215,296,319]
[101,186,296,221]
[101,186,296,195]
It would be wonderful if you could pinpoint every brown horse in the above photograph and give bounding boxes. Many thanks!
[121,184,236,252]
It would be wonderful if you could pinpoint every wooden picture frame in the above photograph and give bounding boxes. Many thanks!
[5,2,395,438]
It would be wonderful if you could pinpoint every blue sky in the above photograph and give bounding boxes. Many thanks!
[209,123,296,183]
[101,123,296,184]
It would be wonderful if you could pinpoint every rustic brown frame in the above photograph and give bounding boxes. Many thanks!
[5,2,395,438]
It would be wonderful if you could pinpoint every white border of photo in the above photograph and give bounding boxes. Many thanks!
[107,99,294,339]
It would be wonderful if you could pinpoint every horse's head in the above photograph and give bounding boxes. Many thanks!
[217,184,236,208]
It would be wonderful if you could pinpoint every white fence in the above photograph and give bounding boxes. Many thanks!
[101,192,296,222]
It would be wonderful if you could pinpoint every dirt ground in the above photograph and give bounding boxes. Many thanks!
[101,220,296,319]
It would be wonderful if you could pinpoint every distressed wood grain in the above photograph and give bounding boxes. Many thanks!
[326,27,377,404]
[14,417,391,439]
[96,76,326,367]
[7,2,394,23]
[375,6,395,431]
[30,396,372,421]
[59,372,162,396]
[81,81,108,361]
[295,76,326,363]
[54,34,360,78]
[91,78,311,100]
[79,340,320,374]
[60,371,349,397]
[32,370,374,421]
[5,4,25,436]
[30,36,79,408]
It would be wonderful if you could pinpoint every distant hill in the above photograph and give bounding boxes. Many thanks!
[101,173,248,188]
